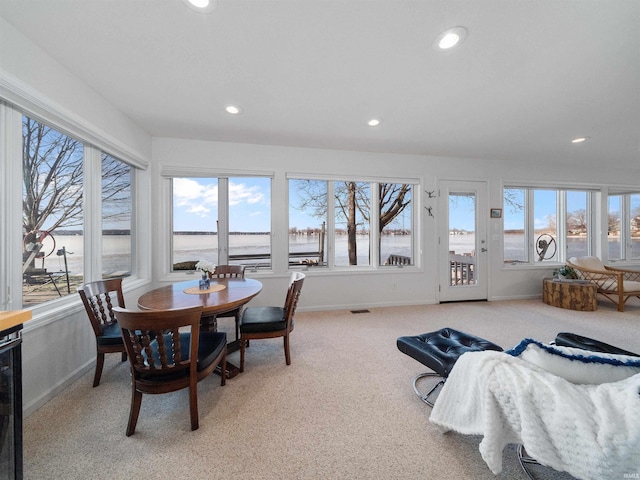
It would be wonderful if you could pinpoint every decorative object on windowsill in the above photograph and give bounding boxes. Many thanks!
[536,233,557,261]
[553,265,577,280]
[195,260,216,290]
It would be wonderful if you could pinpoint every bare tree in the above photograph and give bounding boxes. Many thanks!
[545,214,556,232]
[333,181,367,265]
[23,117,84,241]
[378,184,412,232]
[567,208,587,233]
[608,211,620,233]
[504,188,524,214]
[101,153,132,229]
[22,117,130,264]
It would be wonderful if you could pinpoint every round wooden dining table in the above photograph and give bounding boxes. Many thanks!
[137,277,262,378]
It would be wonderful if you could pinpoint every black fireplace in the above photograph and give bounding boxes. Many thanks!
[0,323,22,480]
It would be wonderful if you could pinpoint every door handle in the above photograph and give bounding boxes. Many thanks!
[481,247,487,252]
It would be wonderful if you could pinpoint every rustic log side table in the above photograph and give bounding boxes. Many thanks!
[542,278,598,311]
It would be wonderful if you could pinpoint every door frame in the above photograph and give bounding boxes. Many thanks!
[438,180,489,302]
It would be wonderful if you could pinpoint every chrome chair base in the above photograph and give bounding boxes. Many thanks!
[517,444,577,480]
[517,444,539,480]
[412,372,444,407]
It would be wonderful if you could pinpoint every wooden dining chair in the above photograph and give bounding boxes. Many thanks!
[208,265,246,340]
[212,265,246,279]
[78,278,127,387]
[113,306,227,436]
[239,272,305,372]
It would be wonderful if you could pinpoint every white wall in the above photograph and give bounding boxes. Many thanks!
[151,137,636,310]
[0,18,150,163]
[152,138,438,310]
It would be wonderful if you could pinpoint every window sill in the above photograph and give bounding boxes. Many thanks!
[502,261,561,271]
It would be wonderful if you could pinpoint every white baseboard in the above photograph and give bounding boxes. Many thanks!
[23,359,94,418]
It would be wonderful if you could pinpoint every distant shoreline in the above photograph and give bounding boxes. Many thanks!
[52,230,275,236]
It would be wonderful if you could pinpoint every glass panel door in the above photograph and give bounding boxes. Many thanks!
[439,181,488,302]
[448,192,476,287]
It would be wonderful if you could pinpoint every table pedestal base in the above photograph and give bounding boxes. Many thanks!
[201,315,241,376]
[216,363,240,379]
[216,338,242,378]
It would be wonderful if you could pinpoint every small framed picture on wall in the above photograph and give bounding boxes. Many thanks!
[490,208,502,218]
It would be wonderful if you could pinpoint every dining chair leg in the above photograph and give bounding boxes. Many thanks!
[240,338,246,373]
[234,311,241,342]
[189,379,199,431]
[93,352,105,387]
[284,334,291,365]
[220,352,227,386]
[126,388,143,437]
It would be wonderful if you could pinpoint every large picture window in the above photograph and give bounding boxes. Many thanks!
[288,179,328,267]
[228,177,271,269]
[172,177,219,269]
[503,186,593,265]
[101,153,133,279]
[22,116,84,306]
[334,181,371,267]
[288,178,415,269]
[379,183,413,266]
[19,115,140,307]
[566,191,589,259]
[503,188,526,263]
[608,195,622,260]
[171,176,271,270]
[608,192,640,261]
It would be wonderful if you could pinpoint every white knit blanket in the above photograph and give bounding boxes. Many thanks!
[428,350,640,479]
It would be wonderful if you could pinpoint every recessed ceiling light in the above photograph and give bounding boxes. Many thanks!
[433,26,468,51]
[367,118,382,127]
[182,0,217,14]
[225,105,242,115]
[571,136,590,144]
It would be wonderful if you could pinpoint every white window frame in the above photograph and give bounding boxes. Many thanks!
[607,190,640,262]
[503,184,596,267]
[160,167,275,279]
[286,174,420,271]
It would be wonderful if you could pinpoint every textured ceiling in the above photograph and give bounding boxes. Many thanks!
[1,0,639,169]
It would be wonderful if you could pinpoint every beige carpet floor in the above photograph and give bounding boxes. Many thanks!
[23,298,640,479]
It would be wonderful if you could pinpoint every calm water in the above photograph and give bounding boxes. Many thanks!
[32,235,131,276]
[174,233,413,266]
[42,234,635,275]
[456,233,635,262]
